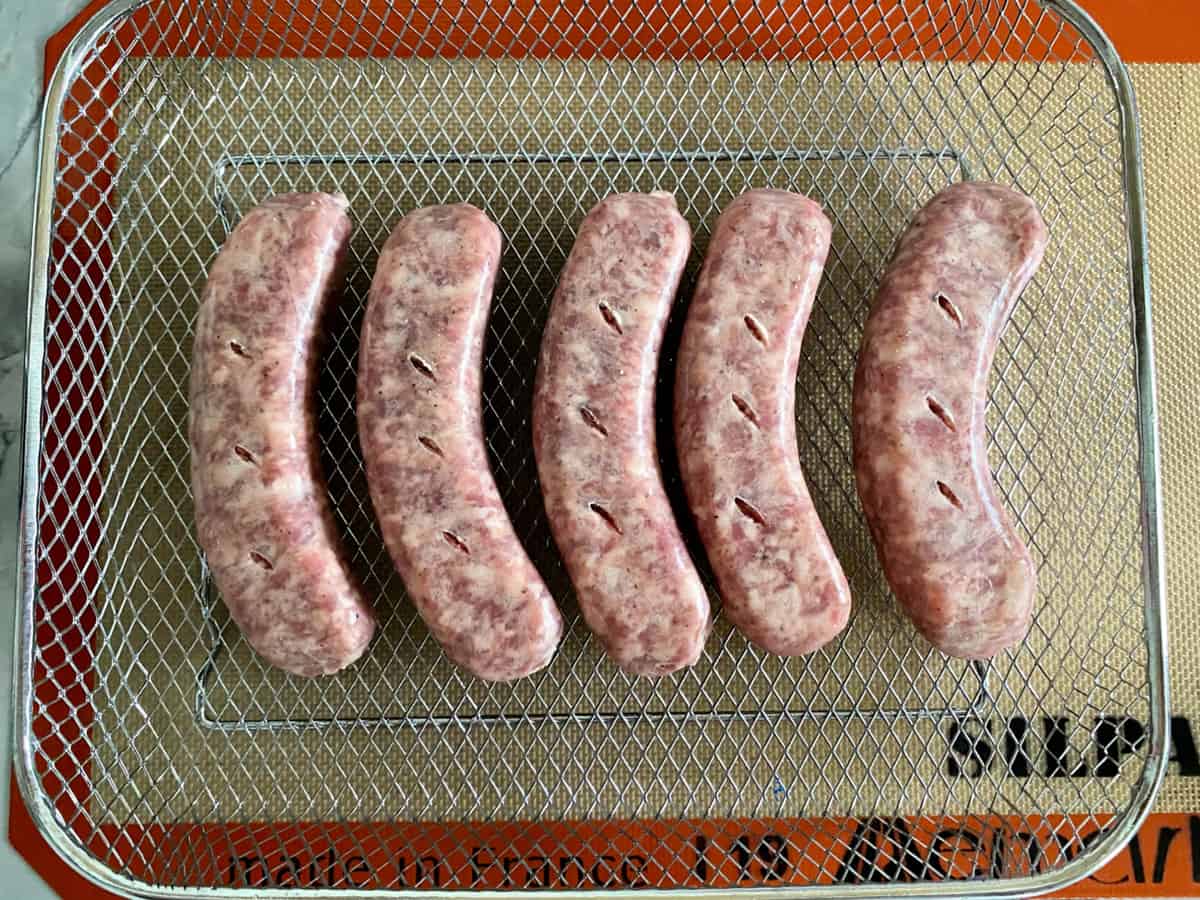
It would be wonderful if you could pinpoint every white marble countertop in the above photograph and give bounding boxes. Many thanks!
[1,1,85,897]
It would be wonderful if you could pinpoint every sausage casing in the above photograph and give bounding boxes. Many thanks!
[190,192,376,677]
[675,189,851,656]
[852,182,1048,659]
[358,204,563,681]
[533,192,711,675]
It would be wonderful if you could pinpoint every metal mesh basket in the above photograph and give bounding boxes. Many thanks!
[17,0,1166,896]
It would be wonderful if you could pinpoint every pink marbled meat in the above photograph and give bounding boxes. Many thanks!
[358,204,563,681]
[675,189,851,656]
[533,192,711,676]
[189,192,376,677]
[852,181,1048,659]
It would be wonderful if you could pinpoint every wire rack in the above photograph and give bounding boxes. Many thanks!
[17,0,1166,897]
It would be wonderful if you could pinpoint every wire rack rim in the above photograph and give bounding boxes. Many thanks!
[12,0,1169,897]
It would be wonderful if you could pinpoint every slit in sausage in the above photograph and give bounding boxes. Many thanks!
[734,496,768,527]
[579,405,608,436]
[409,353,436,380]
[228,340,250,358]
[731,393,761,429]
[926,396,956,431]
[442,531,470,555]
[934,291,963,328]
[597,301,624,335]
[248,550,274,571]
[743,314,768,345]
[418,435,444,457]
[936,480,963,509]
[232,444,258,465]
[588,502,623,535]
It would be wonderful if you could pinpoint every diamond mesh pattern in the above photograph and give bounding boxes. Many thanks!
[19,0,1161,895]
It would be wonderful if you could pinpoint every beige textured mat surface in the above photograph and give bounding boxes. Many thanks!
[81,52,1158,833]
[1134,62,1200,813]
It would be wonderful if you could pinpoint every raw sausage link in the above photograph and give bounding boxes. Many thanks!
[358,204,563,681]
[852,181,1048,659]
[190,192,376,677]
[533,192,711,676]
[675,189,851,656]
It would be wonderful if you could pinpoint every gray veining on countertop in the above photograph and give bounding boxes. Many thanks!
[1,1,88,897]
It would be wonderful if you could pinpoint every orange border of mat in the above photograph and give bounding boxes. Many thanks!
[42,0,1200,69]
[11,805,1200,899]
